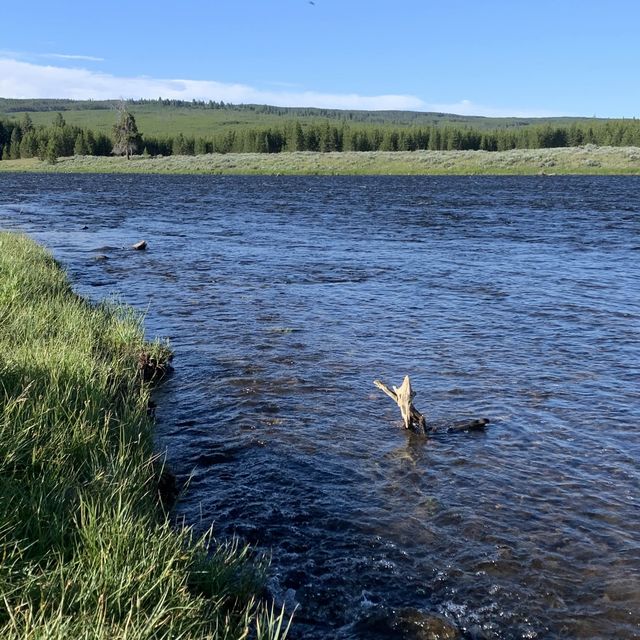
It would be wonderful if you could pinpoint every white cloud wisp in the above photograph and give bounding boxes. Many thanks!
[425,99,561,119]
[0,57,559,117]
[0,58,425,111]
[44,53,105,62]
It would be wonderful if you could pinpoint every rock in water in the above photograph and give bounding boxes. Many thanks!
[132,240,147,250]
[356,607,461,639]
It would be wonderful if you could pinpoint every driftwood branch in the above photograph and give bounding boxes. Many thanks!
[373,376,426,435]
[374,376,490,436]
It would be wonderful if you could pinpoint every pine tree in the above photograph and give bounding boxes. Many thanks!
[20,113,34,135]
[74,131,89,156]
[19,131,38,158]
[112,105,141,159]
[184,136,196,155]
[85,130,96,155]
[194,137,208,155]
[36,132,48,160]
[286,122,305,151]
[172,133,186,155]
[380,130,398,151]
[9,127,22,159]
[46,130,63,164]
[319,122,338,152]
[448,129,463,150]
[428,128,440,151]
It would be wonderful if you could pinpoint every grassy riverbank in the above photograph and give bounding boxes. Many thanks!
[0,233,288,639]
[1,145,640,175]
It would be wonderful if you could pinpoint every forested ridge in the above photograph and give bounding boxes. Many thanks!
[1,99,640,162]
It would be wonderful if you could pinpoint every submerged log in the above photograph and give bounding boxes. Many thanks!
[373,376,426,435]
[445,417,490,433]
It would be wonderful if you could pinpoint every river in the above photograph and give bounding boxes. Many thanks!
[1,174,638,639]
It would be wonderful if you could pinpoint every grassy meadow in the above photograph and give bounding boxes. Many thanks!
[1,145,640,175]
[0,233,290,639]
[0,99,599,137]
[3,103,263,138]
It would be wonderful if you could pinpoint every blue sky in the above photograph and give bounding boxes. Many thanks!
[1,0,639,117]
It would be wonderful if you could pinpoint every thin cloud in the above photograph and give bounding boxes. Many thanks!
[0,49,104,64]
[0,57,557,117]
[44,53,105,62]
[425,99,564,119]
[264,80,305,89]
[0,58,426,110]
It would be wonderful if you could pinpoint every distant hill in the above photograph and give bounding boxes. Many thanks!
[0,97,605,138]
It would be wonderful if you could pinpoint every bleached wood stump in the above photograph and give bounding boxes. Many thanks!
[373,375,427,435]
[374,376,490,436]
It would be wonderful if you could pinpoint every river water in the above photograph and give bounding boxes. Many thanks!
[1,174,638,639]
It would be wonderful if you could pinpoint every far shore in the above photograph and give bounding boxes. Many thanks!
[1,145,640,175]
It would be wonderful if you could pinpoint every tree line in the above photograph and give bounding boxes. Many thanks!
[144,119,640,154]
[2,112,640,161]
[0,113,112,163]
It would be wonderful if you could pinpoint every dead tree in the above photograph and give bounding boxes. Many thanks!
[373,375,426,435]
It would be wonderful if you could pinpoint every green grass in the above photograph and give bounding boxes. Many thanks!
[0,233,291,640]
[1,145,640,175]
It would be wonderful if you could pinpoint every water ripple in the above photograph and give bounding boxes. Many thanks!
[1,174,639,639]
